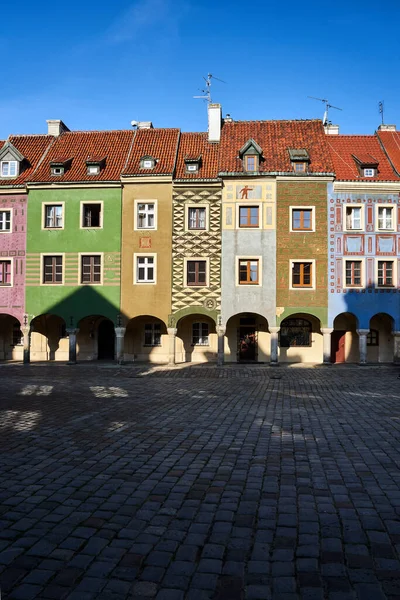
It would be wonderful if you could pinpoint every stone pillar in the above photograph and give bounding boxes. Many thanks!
[216,326,226,366]
[66,329,79,364]
[167,328,177,366]
[115,327,126,364]
[321,328,333,364]
[22,327,30,364]
[393,332,400,363]
[357,329,369,365]
[269,327,280,365]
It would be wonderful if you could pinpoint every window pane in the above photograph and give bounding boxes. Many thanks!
[1,162,9,176]
[250,207,258,225]
[249,262,258,281]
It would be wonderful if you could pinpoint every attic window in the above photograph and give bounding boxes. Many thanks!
[289,148,309,173]
[51,166,64,176]
[239,139,263,173]
[50,158,71,177]
[245,156,257,172]
[1,161,18,177]
[352,154,378,178]
[88,165,100,175]
[85,157,105,176]
[184,156,201,174]
[140,156,156,169]
[364,168,375,177]
[0,141,24,178]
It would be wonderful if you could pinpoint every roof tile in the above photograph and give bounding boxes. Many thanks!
[0,135,54,186]
[376,130,400,175]
[175,132,220,180]
[123,128,180,176]
[327,135,398,181]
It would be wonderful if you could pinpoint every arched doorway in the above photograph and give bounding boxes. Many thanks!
[0,314,23,361]
[368,313,394,363]
[98,319,115,360]
[225,313,269,363]
[176,314,217,363]
[331,312,359,363]
[278,313,322,363]
[30,314,67,361]
[124,316,168,363]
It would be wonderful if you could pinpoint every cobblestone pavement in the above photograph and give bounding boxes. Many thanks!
[1,363,400,599]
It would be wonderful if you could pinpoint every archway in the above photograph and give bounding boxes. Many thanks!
[98,320,115,360]
[176,314,217,363]
[278,313,322,363]
[331,312,359,364]
[368,313,394,363]
[124,316,168,363]
[30,314,67,361]
[0,314,23,361]
[225,313,269,363]
[77,315,115,361]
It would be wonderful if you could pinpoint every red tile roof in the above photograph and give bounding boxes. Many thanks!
[376,130,400,175]
[0,135,54,187]
[175,132,220,180]
[28,130,134,183]
[219,119,334,174]
[123,128,180,176]
[327,135,398,182]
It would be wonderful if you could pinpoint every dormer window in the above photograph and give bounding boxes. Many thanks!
[88,165,100,175]
[239,139,263,173]
[50,158,71,177]
[51,166,64,176]
[364,168,375,177]
[140,156,156,169]
[85,157,105,176]
[184,155,201,174]
[0,141,24,179]
[289,149,309,173]
[187,164,198,172]
[352,154,379,178]
[245,156,257,172]
[1,161,18,177]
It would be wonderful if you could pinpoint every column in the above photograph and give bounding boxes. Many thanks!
[167,328,177,366]
[393,332,400,363]
[321,328,333,365]
[357,329,369,365]
[66,329,79,364]
[22,327,30,364]
[269,327,280,365]
[115,327,126,364]
[216,326,226,366]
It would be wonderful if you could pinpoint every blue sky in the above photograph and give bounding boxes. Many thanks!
[1,0,399,138]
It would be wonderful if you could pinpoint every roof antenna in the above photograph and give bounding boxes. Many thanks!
[378,101,384,125]
[308,96,342,126]
[194,73,226,104]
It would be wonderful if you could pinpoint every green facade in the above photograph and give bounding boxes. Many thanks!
[25,187,121,327]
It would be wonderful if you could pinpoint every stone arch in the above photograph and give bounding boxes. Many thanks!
[368,313,395,363]
[124,315,168,363]
[278,312,322,363]
[225,312,269,363]
[176,312,217,364]
[331,312,359,364]
[0,313,23,361]
[30,313,67,361]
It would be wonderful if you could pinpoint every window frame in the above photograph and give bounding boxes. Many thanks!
[376,204,396,231]
[0,258,13,287]
[345,205,364,231]
[187,205,207,231]
[293,162,307,173]
[185,258,209,287]
[244,155,258,172]
[376,259,396,288]
[289,260,315,290]
[41,254,64,286]
[343,258,364,288]
[367,329,379,346]
[134,199,157,231]
[42,202,64,230]
[279,318,312,348]
[0,160,18,178]
[364,168,375,177]
[0,209,12,233]
[238,258,260,286]
[144,322,162,347]
[80,201,103,229]
[290,206,315,232]
[79,253,103,285]
[238,205,260,228]
[192,322,210,346]
[134,253,157,285]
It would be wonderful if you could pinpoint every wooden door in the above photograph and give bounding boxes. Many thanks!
[331,330,346,363]
[238,327,256,361]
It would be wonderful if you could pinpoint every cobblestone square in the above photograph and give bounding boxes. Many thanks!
[1,363,400,599]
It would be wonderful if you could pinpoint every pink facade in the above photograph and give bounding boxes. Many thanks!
[0,193,27,324]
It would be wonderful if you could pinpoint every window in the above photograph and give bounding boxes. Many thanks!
[294,162,307,173]
[1,161,17,177]
[186,164,198,173]
[0,260,12,286]
[12,322,23,346]
[292,208,312,231]
[367,329,379,346]
[292,262,312,288]
[0,210,11,232]
[44,204,63,228]
[346,207,362,230]
[188,207,206,230]
[82,203,102,228]
[43,256,63,284]
[137,203,155,229]
[192,322,209,346]
[136,256,155,283]
[239,206,259,228]
[239,259,259,285]
[51,166,64,176]
[244,155,257,172]
[345,260,362,287]
[378,260,394,287]
[140,157,155,169]
[87,165,100,175]
[364,168,375,177]
[187,260,207,286]
[144,323,162,346]
[81,255,101,284]
[280,318,311,347]
[378,207,393,230]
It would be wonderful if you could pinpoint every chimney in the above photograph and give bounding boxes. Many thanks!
[224,113,233,123]
[137,121,153,129]
[208,103,222,143]
[378,124,396,132]
[324,124,339,135]
[47,120,69,137]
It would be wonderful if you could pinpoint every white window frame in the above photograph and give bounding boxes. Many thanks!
[375,258,397,289]
[236,203,262,230]
[376,204,396,231]
[289,206,315,232]
[51,166,64,176]
[289,259,316,290]
[185,204,208,232]
[0,257,13,287]
[134,200,157,231]
[343,257,365,289]
[0,209,12,233]
[364,168,375,177]
[0,161,18,178]
[235,255,262,287]
[40,253,65,286]
[80,201,103,229]
[183,256,210,288]
[345,205,364,231]
[87,165,100,175]
[192,322,209,346]
[42,202,64,230]
[78,252,103,286]
[134,253,157,284]
[144,322,162,347]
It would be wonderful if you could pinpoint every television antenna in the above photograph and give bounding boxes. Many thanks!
[378,100,384,125]
[308,96,342,126]
[194,73,226,104]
